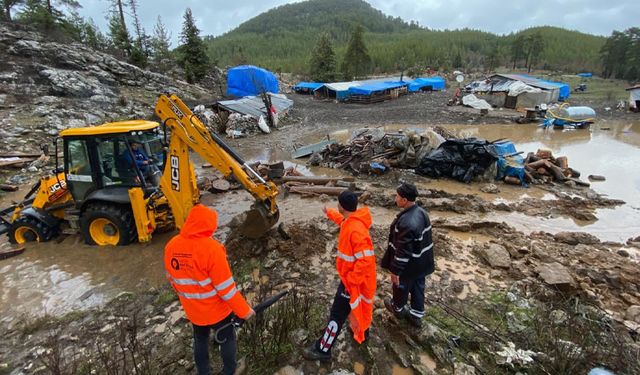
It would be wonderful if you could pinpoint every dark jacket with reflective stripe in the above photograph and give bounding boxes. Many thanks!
[381,204,434,278]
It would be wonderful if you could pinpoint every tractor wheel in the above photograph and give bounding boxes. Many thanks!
[81,203,137,246]
[8,216,57,244]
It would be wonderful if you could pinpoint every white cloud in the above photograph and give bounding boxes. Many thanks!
[75,0,639,46]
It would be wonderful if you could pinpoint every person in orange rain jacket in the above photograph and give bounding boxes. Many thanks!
[164,204,255,375]
[303,191,377,361]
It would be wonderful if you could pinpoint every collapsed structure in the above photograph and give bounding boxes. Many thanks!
[464,74,570,109]
[627,84,640,112]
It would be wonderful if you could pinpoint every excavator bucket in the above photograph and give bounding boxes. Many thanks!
[239,201,279,239]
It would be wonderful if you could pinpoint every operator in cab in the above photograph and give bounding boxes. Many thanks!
[164,204,255,375]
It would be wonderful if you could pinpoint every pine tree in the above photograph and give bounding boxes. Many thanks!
[18,0,79,31]
[309,33,336,82]
[511,34,527,69]
[108,13,132,59]
[82,18,108,50]
[340,24,371,80]
[107,0,131,57]
[150,16,173,73]
[525,32,545,73]
[179,8,210,83]
[127,0,148,67]
[2,0,25,22]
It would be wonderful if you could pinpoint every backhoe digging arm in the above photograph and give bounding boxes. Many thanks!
[154,94,279,234]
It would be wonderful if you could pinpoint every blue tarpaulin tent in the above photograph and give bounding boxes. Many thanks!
[227,65,279,97]
[408,77,446,92]
[293,82,323,93]
[539,79,571,101]
[577,73,593,78]
[347,81,408,95]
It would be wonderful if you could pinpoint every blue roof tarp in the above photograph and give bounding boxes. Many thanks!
[577,73,593,78]
[227,65,279,97]
[538,79,571,101]
[293,82,323,92]
[408,77,446,92]
[347,81,408,96]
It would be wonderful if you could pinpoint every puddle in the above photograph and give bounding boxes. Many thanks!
[447,230,494,244]
[419,352,437,371]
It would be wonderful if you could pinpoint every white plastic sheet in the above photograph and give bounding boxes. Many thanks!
[462,94,493,110]
[507,81,541,96]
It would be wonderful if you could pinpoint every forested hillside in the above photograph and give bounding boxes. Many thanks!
[204,0,606,75]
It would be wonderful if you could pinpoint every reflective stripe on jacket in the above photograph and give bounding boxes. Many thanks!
[164,204,251,326]
[381,204,435,278]
[326,207,377,343]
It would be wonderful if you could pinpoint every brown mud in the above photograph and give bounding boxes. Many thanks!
[1,91,639,374]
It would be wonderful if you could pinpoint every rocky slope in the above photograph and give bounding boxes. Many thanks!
[0,23,215,156]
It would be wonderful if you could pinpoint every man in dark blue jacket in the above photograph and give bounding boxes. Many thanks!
[381,182,435,327]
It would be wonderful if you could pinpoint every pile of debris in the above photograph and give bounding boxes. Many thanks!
[225,113,263,138]
[309,127,453,174]
[523,149,589,187]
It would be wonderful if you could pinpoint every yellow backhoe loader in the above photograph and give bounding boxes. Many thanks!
[0,94,279,246]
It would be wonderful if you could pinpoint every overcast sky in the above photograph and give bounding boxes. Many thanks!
[76,0,639,46]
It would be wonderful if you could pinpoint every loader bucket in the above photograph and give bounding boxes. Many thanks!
[239,201,279,239]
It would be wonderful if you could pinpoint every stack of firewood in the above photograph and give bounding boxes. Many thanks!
[523,149,589,187]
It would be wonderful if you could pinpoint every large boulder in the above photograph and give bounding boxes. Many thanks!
[553,231,600,245]
[477,243,511,269]
[536,262,575,287]
[626,305,640,323]
[39,68,115,98]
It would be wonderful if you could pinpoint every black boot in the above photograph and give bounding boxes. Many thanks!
[384,297,407,319]
[302,344,331,361]
[405,314,423,328]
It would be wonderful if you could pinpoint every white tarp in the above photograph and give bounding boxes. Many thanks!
[462,94,493,110]
[508,81,541,97]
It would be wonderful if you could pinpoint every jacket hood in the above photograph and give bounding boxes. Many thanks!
[180,204,218,238]
[347,206,372,229]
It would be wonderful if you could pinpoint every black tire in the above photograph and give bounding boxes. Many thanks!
[8,216,57,244]
[80,203,137,246]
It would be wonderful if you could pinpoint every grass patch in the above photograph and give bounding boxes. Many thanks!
[154,288,178,307]
[238,290,325,374]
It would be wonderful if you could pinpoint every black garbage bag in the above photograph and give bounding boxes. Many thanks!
[415,138,498,183]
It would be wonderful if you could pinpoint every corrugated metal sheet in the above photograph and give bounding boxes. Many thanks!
[216,94,293,119]
[492,74,559,91]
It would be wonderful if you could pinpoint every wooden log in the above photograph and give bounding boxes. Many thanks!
[569,178,590,187]
[0,184,19,192]
[526,159,548,169]
[288,185,353,196]
[545,161,568,181]
[0,248,25,260]
[209,179,231,193]
[281,176,355,184]
[0,157,36,168]
[555,156,569,169]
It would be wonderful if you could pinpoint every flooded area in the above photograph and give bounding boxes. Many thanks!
[241,119,640,242]
[1,118,639,334]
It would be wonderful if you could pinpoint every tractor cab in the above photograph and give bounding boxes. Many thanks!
[60,121,164,206]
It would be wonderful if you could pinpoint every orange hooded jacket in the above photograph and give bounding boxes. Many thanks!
[326,206,376,343]
[164,204,251,326]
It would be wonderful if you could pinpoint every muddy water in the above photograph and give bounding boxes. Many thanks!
[1,119,638,324]
[248,120,640,243]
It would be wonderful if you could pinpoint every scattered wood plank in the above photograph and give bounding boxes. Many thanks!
[288,185,352,196]
[281,176,355,185]
[0,248,25,261]
[0,184,19,192]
